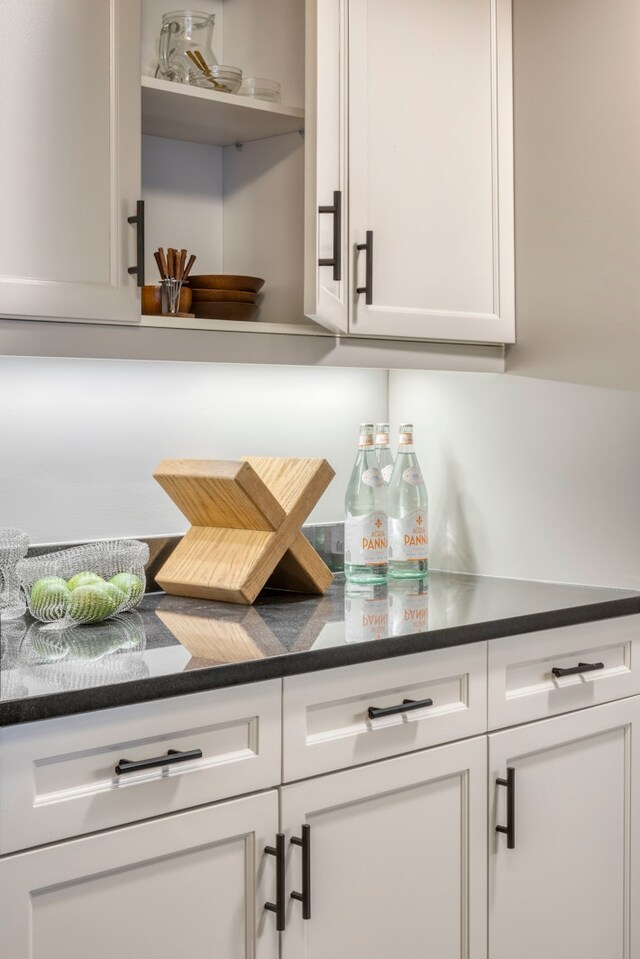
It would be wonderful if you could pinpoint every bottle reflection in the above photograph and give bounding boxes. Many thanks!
[388,580,429,636]
[344,584,389,643]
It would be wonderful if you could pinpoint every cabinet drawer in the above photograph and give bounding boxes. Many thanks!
[0,680,281,855]
[282,643,487,781]
[488,615,640,729]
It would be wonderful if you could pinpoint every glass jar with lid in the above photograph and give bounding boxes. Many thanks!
[157,10,218,84]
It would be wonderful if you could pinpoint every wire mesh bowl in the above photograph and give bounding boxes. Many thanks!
[18,614,148,690]
[0,528,29,621]
[17,539,149,628]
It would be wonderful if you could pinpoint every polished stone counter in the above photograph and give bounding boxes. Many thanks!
[1,572,638,726]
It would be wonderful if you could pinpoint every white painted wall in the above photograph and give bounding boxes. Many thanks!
[0,357,386,545]
[389,371,640,590]
[508,0,640,391]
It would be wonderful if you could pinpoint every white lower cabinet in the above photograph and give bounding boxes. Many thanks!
[489,696,640,959]
[0,790,280,959]
[281,736,488,959]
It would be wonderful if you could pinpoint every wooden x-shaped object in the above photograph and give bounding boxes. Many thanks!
[153,457,335,605]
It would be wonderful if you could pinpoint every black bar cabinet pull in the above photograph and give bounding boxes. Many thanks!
[551,661,605,678]
[115,747,202,776]
[264,833,286,932]
[290,824,312,920]
[496,767,516,849]
[356,230,373,304]
[318,190,342,281]
[127,199,145,287]
[367,697,434,720]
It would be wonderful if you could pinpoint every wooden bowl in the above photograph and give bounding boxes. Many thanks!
[142,285,193,316]
[193,301,259,321]
[187,274,265,293]
[190,288,258,304]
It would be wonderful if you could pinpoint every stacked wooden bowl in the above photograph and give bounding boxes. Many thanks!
[188,275,265,321]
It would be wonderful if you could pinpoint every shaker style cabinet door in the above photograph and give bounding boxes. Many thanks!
[0,0,141,323]
[304,0,349,333]
[489,696,640,959]
[0,791,281,959]
[281,736,487,959]
[348,0,514,343]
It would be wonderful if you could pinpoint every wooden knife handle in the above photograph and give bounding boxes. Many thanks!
[167,248,176,278]
[183,253,197,281]
[154,250,165,280]
[158,247,168,279]
[178,249,187,280]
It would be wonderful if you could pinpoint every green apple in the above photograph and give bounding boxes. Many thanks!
[67,584,115,623]
[100,582,126,611]
[67,571,105,591]
[29,577,71,620]
[109,572,144,603]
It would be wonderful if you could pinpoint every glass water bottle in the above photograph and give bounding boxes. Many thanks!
[375,423,395,484]
[388,424,428,579]
[344,424,388,584]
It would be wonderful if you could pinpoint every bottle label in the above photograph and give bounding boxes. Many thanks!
[381,463,394,483]
[345,594,389,643]
[402,466,423,486]
[362,468,384,488]
[345,512,388,565]
[389,587,429,636]
[389,509,428,561]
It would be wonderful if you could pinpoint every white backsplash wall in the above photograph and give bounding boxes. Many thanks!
[0,357,386,544]
[389,371,640,590]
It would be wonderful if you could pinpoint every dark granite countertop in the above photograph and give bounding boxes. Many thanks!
[1,571,638,726]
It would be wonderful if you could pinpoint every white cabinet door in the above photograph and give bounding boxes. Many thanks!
[348,0,514,343]
[0,790,280,959]
[281,736,487,959]
[489,697,640,959]
[0,1,141,323]
[305,0,349,333]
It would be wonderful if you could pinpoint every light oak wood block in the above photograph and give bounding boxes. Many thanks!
[155,608,272,663]
[154,457,335,605]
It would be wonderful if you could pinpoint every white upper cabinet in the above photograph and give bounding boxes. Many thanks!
[308,0,515,344]
[305,0,349,334]
[0,0,141,323]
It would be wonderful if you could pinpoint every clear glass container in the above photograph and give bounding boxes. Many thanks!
[239,77,281,103]
[0,528,29,621]
[344,424,388,584]
[189,64,243,93]
[17,540,149,628]
[375,423,395,484]
[388,424,429,579]
[158,10,218,84]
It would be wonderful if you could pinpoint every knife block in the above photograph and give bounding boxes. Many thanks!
[153,457,335,605]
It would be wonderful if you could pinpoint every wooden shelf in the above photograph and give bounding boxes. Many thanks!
[141,76,305,146]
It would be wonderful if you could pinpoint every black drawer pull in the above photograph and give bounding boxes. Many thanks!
[367,697,433,720]
[290,824,312,920]
[496,766,516,849]
[356,230,373,304]
[127,198,145,287]
[552,661,605,679]
[264,833,286,932]
[115,748,202,776]
[318,190,342,281]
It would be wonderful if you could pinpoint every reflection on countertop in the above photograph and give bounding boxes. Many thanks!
[1,571,639,725]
